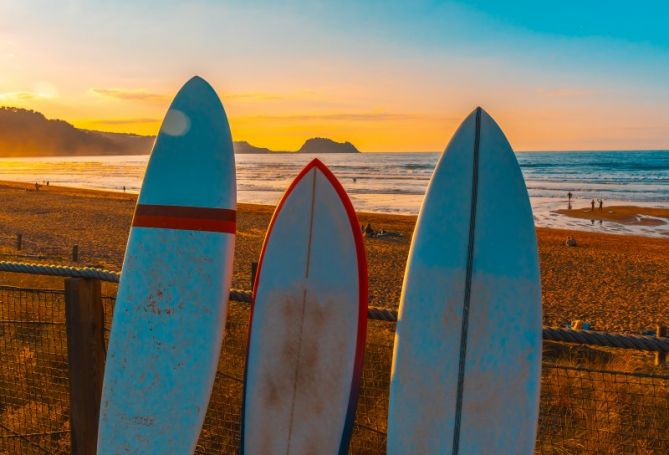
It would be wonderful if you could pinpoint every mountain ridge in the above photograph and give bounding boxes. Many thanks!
[0,107,361,156]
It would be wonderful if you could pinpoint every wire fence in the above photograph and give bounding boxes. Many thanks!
[0,286,69,454]
[1,283,668,454]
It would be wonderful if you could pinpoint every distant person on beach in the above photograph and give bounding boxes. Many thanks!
[353,177,357,183]
[34,182,39,191]
[591,199,595,211]
[599,199,603,211]
[567,192,572,210]
[123,185,126,192]
[46,181,49,186]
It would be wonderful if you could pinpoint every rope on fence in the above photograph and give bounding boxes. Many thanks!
[0,261,120,282]
[543,327,669,353]
[1,261,668,352]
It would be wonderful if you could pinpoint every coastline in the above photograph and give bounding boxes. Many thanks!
[0,179,666,333]
[2,151,669,237]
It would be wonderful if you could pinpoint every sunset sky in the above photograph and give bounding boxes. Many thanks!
[1,0,668,152]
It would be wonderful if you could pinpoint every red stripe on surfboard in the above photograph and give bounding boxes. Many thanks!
[132,204,236,233]
[240,158,367,455]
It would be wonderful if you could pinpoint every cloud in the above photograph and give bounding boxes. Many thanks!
[0,91,36,101]
[0,82,58,102]
[90,88,170,102]
[536,88,594,98]
[88,118,160,125]
[91,88,285,103]
[223,92,284,101]
[240,111,433,122]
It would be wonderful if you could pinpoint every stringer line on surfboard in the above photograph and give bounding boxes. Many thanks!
[285,168,318,454]
[452,106,482,454]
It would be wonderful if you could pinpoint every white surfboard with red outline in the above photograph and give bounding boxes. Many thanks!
[241,159,367,455]
[98,76,236,454]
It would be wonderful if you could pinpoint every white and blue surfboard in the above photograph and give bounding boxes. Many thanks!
[98,76,236,454]
[388,107,542,454]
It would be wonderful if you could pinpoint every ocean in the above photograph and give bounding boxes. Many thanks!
[0,150,667,237]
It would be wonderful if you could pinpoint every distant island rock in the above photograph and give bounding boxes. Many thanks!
[0,107,362,157]
[235,137,360,154]
[0,107,154,157]
[296,137,360,154]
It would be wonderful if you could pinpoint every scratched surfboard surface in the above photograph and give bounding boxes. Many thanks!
[97,76,236,454]
[388,107,542,454]
[241,159,367,455]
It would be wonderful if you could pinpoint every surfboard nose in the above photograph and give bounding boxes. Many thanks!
[140,76,235,208]
[164,76,227,132]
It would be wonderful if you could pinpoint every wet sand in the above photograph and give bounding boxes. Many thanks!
[0,180,667,333]
[556,205,669,226]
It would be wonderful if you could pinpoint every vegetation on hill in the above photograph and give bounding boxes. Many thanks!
[0,107,361,157]
[0,107,153,157]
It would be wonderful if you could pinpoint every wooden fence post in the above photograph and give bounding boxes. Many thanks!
[16,233,22,250]
[251,262,258,288]
[655,325,667,367]
[65,278,105,455]
[72,245,79,262]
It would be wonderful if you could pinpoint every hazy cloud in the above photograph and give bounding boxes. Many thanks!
[89,118,160,125]
[0,91,38,101]
[91,88,170,102]
[223,92,284,101]
[536,88,593,98]
[241,112,434,122]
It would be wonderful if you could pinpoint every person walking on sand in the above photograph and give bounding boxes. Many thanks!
[567,192,573,210]
[591,199,595,211]
[599,199,603,211]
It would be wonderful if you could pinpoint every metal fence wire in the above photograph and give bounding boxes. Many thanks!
[1,285,668,454]
[0,286,70,454]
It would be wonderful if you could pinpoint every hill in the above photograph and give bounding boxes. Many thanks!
[0,107,361,156]
[233,141,274,154]
[0,107,153,157]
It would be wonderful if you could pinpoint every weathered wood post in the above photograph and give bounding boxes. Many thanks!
[16,233,22,250]
[65,278,105,455]
[655,325,667,367]
[72,244,79,262]
[251,262,258,288]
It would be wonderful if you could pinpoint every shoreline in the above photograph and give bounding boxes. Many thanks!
[3,178,669,237]
[0,179,666,332]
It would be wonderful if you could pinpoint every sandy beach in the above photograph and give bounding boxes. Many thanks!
[0,180,667,333]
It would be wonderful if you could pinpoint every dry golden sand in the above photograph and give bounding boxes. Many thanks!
[0,180,667,333]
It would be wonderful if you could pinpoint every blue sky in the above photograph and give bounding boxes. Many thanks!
[1,0,668,151]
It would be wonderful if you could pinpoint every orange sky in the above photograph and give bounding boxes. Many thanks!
[1,1,668,152]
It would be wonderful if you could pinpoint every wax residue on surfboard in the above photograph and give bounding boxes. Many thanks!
[241,159,367,455]
[97,76,236,454]
[387,107,542,454]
